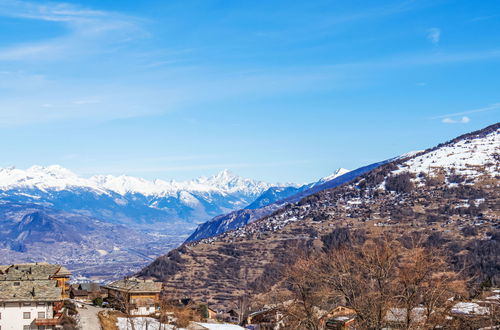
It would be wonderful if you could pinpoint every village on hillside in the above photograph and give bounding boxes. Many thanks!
[0,261,498,329]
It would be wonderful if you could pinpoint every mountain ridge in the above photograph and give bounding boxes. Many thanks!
[138,123,500,309]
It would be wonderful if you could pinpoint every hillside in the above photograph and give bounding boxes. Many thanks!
[138,123,500,309]
[185,164,389,243]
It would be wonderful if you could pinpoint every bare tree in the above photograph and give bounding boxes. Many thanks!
[282,257,324,330]
[279,236,474,329]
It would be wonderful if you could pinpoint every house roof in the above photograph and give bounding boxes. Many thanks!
[71,289,89,297]
[0,280,62,302]
[79,283,100,292]
[104,278,162,293]
[451,302,490,316]
[0,263,71,281]
[385,307,426,323]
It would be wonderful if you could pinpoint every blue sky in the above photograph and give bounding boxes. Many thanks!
[0,0,499,183]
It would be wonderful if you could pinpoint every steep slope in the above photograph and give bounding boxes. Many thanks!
[138,123,500,309]
[185,163,388,243]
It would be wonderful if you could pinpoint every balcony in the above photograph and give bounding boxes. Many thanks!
[35,312,62,326]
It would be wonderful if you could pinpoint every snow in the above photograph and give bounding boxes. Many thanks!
[116,319,243,330]
[315,168,351,185]
[451,302,490,315]
[397,128,499,180]
[0,166,273,198]
[190,323,245,330]
[96,249,108,256]
[116,317,180,330]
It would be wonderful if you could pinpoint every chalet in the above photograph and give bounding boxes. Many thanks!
[104,277,162,315]
[69,283,104,302]
[0,262,71,329]
[221,309,240,323]
[246,308,284,330]
[319,306,356,330]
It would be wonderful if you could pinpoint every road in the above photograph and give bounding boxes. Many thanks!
[76,303,104,330]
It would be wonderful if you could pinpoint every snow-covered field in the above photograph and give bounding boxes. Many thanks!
[399,128,499,178]
[116,317,180,330]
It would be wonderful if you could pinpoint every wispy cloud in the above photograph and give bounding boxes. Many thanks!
[431,102,500,124]
[0,0,145,61]
[432,102,500,119]
[427,27,441,45]
[441,116,470,124]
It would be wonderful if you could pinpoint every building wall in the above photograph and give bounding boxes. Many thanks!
[52,277,69,299]
[0,302,54,330]
[131,305,157,315]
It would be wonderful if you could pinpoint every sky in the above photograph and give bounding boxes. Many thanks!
[0,0,499,184]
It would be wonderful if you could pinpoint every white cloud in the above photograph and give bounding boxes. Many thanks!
[0,0,145,61]
[441,116,470,124]
[427,28,441,45]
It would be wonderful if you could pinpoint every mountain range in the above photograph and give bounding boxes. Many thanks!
[0,164,358,281]
[138,123,500,309]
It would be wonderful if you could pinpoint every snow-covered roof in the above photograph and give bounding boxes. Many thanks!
[451,302,490,316]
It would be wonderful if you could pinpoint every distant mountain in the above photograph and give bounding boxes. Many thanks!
[139,123,500,309]
[245,168,350,210]
[0,167,275,226]
[0,168,283,280]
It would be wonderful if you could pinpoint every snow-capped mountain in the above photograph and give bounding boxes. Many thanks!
[313,168,351,185]
[0,166,273,198]
[0,168,280,280]
[0,167,276,225]
[186,165,402,243]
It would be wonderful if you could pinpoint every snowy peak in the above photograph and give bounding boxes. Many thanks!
[0,166,273,197]
[317,168,351,183]
[198,169,273,195]
[0,165,99,191]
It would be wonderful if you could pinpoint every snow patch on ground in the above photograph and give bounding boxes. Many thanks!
[116,317,179,330]
[397,128,499,179]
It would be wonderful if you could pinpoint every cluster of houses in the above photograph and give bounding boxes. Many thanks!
[244,294,500,330]
[1,262,498,329]
[0,262,71,330]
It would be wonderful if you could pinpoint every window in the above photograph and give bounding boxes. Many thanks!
[38,311,45,319]
[13,282,20,286]
[23,311,31,319]
[23,302,31,306]
[37,302,45,306]
[23,326,30,330]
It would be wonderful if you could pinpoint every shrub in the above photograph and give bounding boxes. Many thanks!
[385,172,414,193]
[93,297,103,307]
[461,226,478,237]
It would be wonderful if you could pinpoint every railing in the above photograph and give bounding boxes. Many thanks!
[53,301,64,312]
[35,312,62,326]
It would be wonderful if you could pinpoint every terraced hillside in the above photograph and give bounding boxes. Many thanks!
[138,123,500,309]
